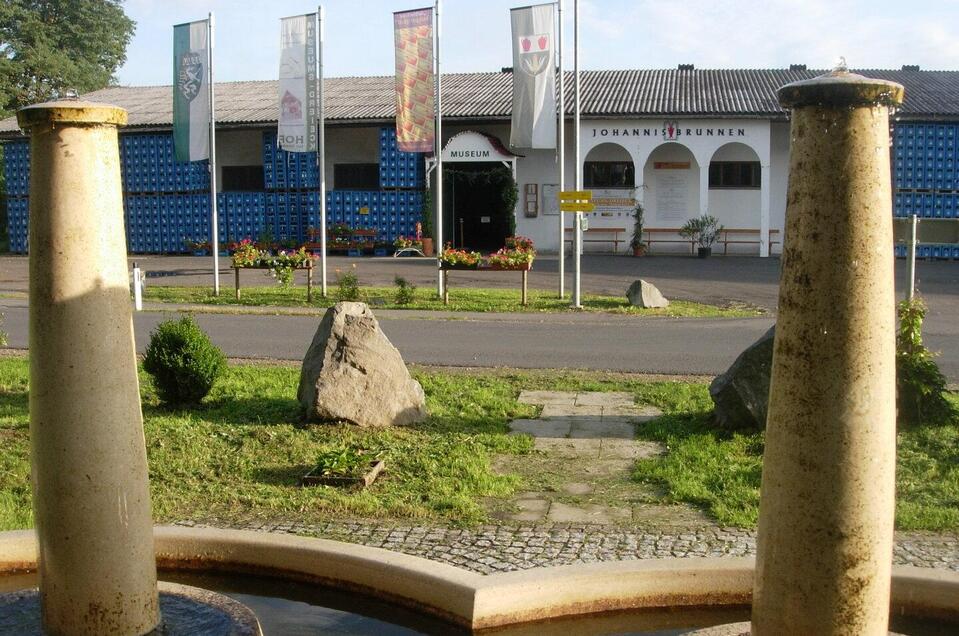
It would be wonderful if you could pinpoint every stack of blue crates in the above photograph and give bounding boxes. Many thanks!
[3,141,30,253]
[891,122,959,259]
[262,127,426,246]
[893,123,959,217]
[378,127,425,189]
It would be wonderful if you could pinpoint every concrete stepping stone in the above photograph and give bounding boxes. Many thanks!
[547,502,632,523]
[517,390,577,406]
[509,419,571,438]
[569,419,636,439]
[574,391,636,407]
[561,482,594,496]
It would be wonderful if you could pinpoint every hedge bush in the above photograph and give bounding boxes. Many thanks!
[143,316,225,405]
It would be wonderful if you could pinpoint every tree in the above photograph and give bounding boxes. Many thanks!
[0,0,136,116]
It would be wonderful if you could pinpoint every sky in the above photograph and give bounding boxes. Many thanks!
[117,0,959,86]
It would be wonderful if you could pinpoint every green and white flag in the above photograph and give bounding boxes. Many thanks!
[173,19,210,162]
[278,14,318,153]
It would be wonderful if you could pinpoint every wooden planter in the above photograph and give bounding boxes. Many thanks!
[440,262,533,306]
[300,460,385,489]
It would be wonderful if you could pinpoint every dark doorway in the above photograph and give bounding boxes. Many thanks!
[449,163,514,252]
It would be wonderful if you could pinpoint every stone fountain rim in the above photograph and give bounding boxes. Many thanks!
[0,526,955,631]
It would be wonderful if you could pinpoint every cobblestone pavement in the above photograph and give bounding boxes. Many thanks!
[173,518,959,576]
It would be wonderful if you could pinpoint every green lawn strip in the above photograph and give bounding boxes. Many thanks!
[0,358,535,530]
[0,358,955,532]
[630,382,959,531]
[143,285,762,318]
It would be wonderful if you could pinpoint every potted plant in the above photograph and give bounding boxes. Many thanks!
[630,203,646,257]
[419,188,435,256]
[679,214,724,258]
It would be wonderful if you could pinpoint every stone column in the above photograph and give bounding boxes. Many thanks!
[18,102,160,635]
[751,72,904,634]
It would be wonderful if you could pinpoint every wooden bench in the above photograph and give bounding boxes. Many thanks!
[718,228,781,255]
[643,228,781,255]
[644,228,696,254]
[564,227,626,253]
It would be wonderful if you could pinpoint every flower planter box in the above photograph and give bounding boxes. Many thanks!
[232,259,315,301]
[300,460,385,489]
[373,247,389,257]
[440,262,532,306]
[347,248,362,257]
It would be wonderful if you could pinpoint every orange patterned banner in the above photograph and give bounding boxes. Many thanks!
[394,8,434,153]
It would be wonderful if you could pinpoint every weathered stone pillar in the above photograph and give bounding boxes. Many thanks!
[751,72,903,634]
[19,102,160,635]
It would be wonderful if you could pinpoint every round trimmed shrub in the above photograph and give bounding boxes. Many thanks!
[143,316,225,405]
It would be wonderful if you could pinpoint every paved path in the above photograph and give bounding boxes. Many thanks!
[173,519,958,576]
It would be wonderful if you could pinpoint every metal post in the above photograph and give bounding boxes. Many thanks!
[907,213,918,300]
[571,0,582,308]
[434,0,444,297]
[133,261,143,311]
[557,0,565,298]
[208,13,220,296]
[318,6,328,297]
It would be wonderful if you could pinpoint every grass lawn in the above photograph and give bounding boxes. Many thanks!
[0,359,955,531]
[143,285,763,318]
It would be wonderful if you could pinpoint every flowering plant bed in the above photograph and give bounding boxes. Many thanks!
[230,240,316,299]
[440,237,536,306]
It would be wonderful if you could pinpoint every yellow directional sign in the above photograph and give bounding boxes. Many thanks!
[558,190,592,201]
[560,202,596,212]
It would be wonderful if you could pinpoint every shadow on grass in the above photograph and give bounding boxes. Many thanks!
[253,464,314,486]
[0,390,28,419]
[143,396,303,426]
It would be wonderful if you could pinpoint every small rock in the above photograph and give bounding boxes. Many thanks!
[709,326,775,431]
[297,302,427,427]
[626,280,669,308]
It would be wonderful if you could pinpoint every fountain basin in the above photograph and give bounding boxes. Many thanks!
[0,527,956,632]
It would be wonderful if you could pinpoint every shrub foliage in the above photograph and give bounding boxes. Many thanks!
[143,316,226,405]
[896,297,957,427]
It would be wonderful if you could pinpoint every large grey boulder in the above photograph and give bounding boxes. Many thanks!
[297,302,427,427]
[709,326,775,431]
[626,280,669,308]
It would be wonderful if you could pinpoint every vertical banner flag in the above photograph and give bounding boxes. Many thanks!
[173,20,211,161]
[393,8,435,152]
[278,14,318,152]
[510,4,556,149]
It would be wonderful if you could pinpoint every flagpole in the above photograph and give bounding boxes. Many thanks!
[572,0,581,308]
[556,0,565,298]
[208,12,220,296]
[435,0,444,297]
[317,6,327,297]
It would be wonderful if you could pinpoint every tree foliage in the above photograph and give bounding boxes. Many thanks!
[0,0,136,116]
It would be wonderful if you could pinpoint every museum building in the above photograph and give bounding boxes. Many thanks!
[3,65,959,258]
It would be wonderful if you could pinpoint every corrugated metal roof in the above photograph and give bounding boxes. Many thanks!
[2,68,958,134]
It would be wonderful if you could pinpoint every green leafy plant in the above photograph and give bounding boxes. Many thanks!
[314,446,370,477]
[896,297,957,427]
[679,214,724,248]
[334,266,361,301]
[0,313,7,347]
[630,203,646,250]
[393,275,416,305]
[420,187,434,240]
[143,316,226,406]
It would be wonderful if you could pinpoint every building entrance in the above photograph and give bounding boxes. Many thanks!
[448,163,514,252]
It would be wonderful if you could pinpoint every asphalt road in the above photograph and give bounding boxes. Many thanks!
[2,303,957,380]
[2,254,957,379]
